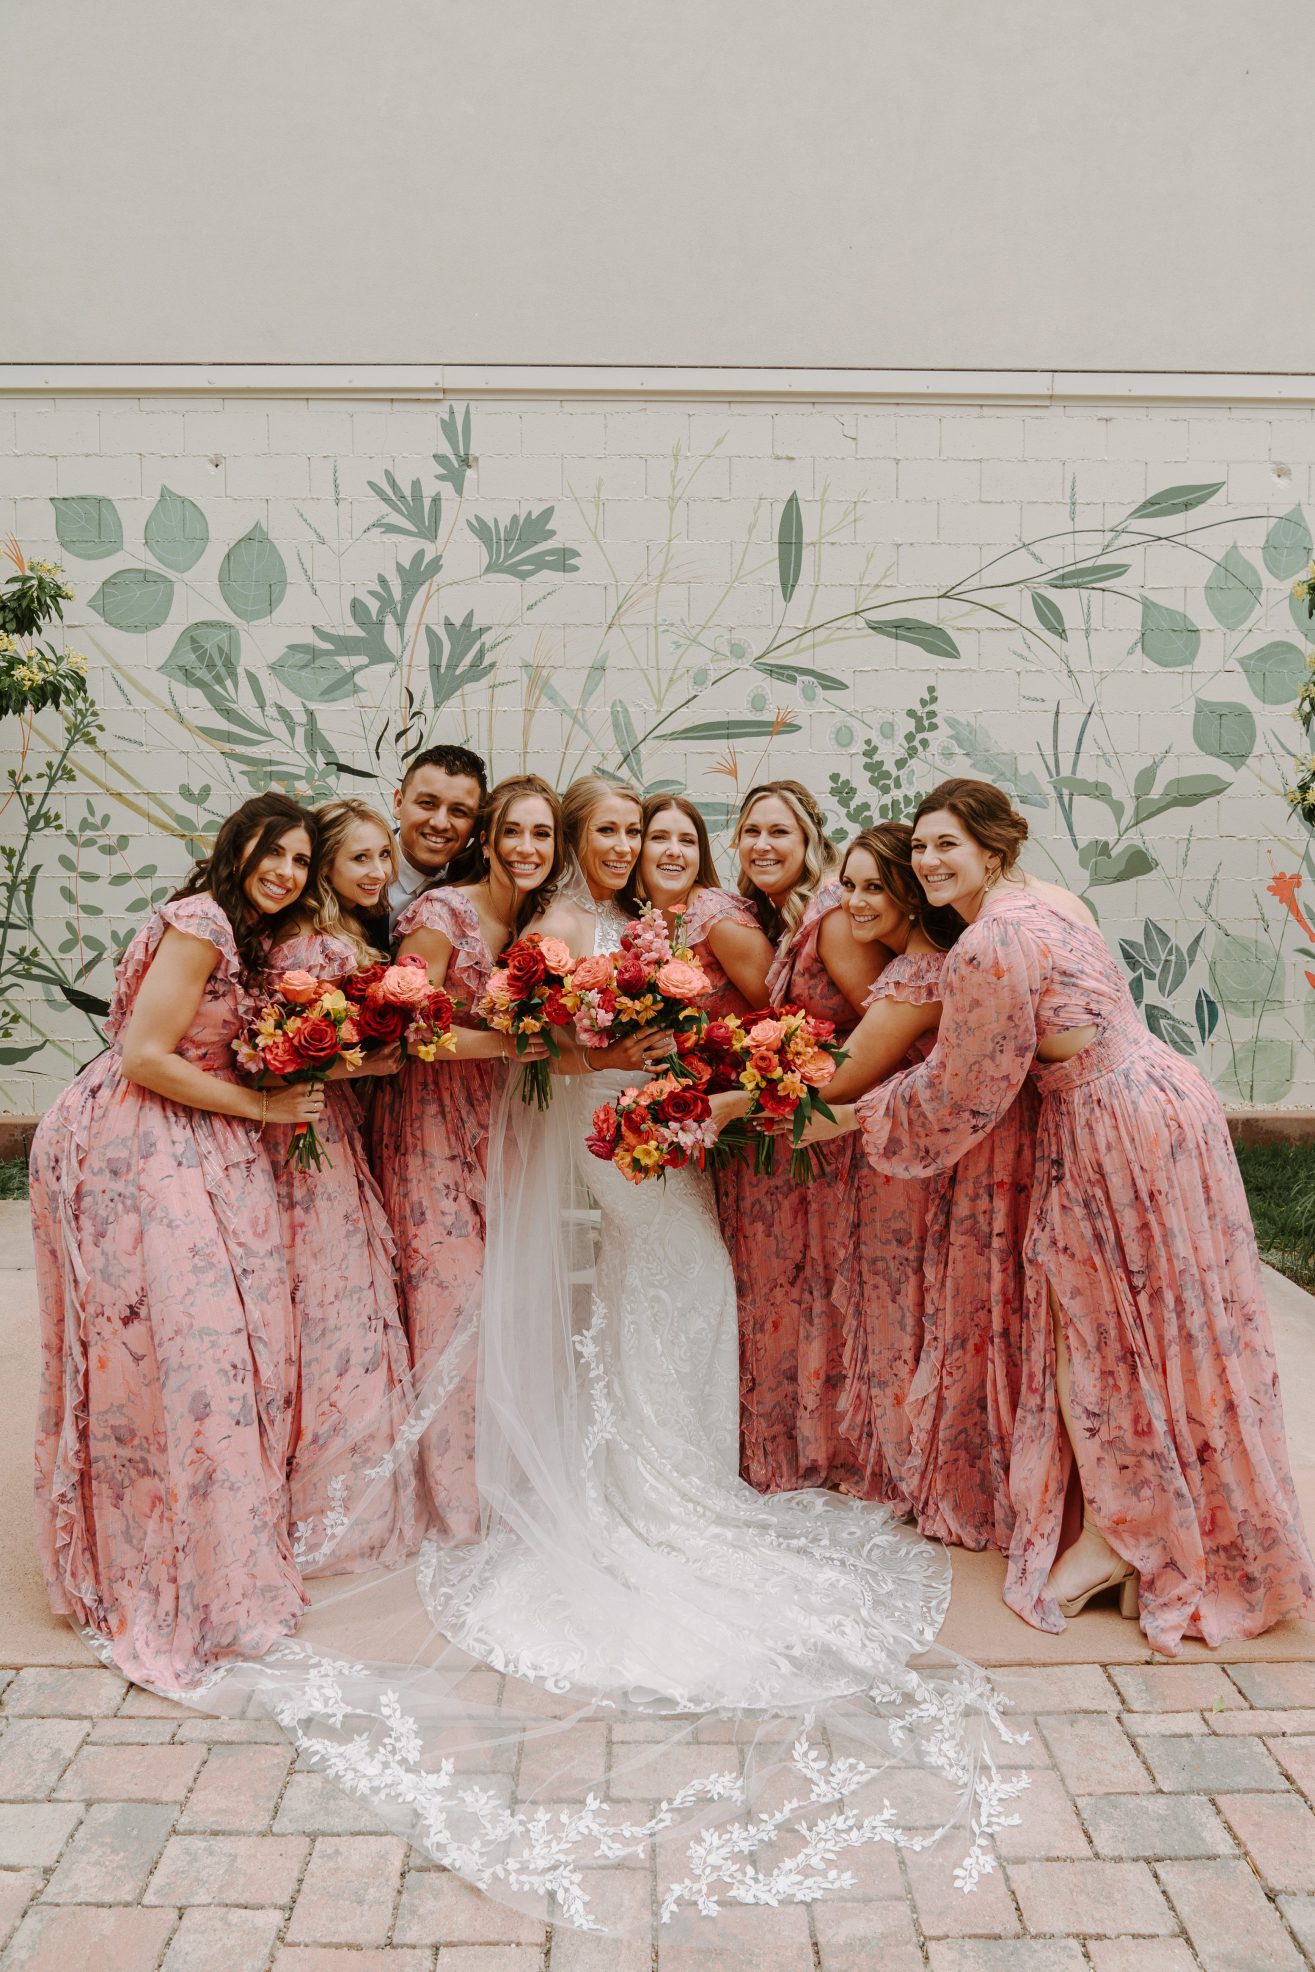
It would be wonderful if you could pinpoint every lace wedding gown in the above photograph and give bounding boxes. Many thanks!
[124,897,1026,1939]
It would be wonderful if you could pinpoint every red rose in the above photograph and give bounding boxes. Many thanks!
[427,989,455,1030]
[294,1015,340,1065]
[398,953,428,972]
[615,955,647,995]
[358,1000,407,1043]
[703,1019,733,1052]
[505,944,547,995]
[344,963,386,1005]
[542,987,574,1027]
[808,1016,836,1044]
[662,1086,710,1124]
[679,1052,712,1089]
[756,1083,798,1119]
[262,1033,305,1077]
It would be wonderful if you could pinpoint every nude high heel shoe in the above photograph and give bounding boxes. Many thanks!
[1054,1521,1140,1620]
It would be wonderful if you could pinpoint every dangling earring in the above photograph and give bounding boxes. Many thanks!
[983,860,1002,893]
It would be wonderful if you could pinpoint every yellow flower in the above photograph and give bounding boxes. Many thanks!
[437,1031,458,1054]
[1295,579,1311,601]
[413,1039,438,1062]
[341,1047,363,1070]
[520,1017,542,1034]
[318,988,348,1016]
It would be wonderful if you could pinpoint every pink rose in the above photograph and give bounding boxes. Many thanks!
[569,953,615,993]
[656,959,710,1001]
[482,970,514,1009]
[799,1049,836,1088]
[747,1017,785,1049]
[278,968,321,1005]
[537,936,574,977]
[377,962,432,1008]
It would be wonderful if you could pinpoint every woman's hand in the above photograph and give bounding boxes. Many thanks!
[798,1104,857,1148]
[264,1081,328,1127]
[708,1089,752,1135]
[346,1042,404,1079]
[591,1029,676,1074]
[504,1033,551,1063]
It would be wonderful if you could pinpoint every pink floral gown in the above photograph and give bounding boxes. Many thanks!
[372,888,503,1542]
[865,950,1034,1553]
[29,894,305,1691]
[732,883,908,1502]
[857,888,1315,1652]
[262,931,425,1573]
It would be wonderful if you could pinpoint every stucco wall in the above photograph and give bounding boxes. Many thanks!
[1,389,1312,1113]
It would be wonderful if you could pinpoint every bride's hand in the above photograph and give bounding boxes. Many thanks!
[798,1104,857,1147]
[593,1029,675,1074]
[708,1089,751,1135]
[504,1034,552,1062]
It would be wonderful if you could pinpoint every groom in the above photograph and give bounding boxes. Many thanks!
[385,743,488,935]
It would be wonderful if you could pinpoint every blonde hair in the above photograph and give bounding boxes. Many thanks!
[560,774,644,915]
[306,798,396,963]
[733,779,838,941]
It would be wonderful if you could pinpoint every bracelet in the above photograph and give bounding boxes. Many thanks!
[258,1089,268,1130]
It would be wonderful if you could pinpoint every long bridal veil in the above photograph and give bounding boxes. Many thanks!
[149,1070,1028,1944]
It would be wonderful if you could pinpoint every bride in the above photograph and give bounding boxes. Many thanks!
[176,775,1025,1940]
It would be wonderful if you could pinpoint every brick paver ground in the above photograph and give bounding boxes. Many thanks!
[0,1661,1312,1968]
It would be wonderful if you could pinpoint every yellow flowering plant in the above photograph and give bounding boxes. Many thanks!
[1284,561,1315,822]
[0,544,88,720]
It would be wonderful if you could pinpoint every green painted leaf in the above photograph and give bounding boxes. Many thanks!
[468,507,580,582]
[1043,560,1130,590]
[51,495,123,561]
[1236,639,1306,706]
[864,616,961,661]
[1127,482,1225,522]
[219,523,287,622]
[1290,594,1315,643]
[1195,987,1219,1043]
[943,714,1048,808]
[754,659,847,693]
[1134,773,1231,825]
[1209,932,1279,1014]
[269,645,359,703]
[1221,1036,1294,1104]
[1138,596,1200,668]
[144,486,208,573]
[89,567,174,634]
[611,699,643,773]
[658,716,802,744]
[1052,775,1124,823]
[1030,590,1067,640]
[1084,843,1156,886]
[1192,697,1255,770]
[1133,762,1158,798]
[1204,543,1261,631]
[777,492,803,606]
[1144,1002,1196,1056]
[161,621,241,697]
[1262,506,1312,581]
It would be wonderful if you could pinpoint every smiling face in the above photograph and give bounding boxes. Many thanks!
[242,825,313,917]
[641,805,702,910]
[578,794,643,900]
[910,808,996,915]
[736,794,807,900]
[490,793,559,899]
[839,845,908,945]
[327,817,395,916]
[393,765,483,876]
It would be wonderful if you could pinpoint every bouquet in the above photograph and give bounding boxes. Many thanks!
[585,1072,718,1184]
[477,932,577,1108]
[696,1005,846,1180]
[344,953,457,1062]
[566,906,710,1073]
[238,967,365,1171]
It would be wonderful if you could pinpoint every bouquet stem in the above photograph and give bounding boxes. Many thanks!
[285,1120,332,1172]
[514,1058,555,1110]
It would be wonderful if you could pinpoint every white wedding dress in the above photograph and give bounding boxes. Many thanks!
[138,897,1026,1939]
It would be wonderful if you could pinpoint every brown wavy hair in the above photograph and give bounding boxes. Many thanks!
[840,822,961,951]
[637,794,720,902]
[171,793,319,977]
[452,773,566,936]
[732,779,838,941]
[912,777,1029,878]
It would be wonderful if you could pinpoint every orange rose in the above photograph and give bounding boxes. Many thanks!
[537,936,574,976]
[278,969,320,1005]
[747,1017,785,1048]
[570,953,615,992]
[655,958,709,1000]
[799,1050,836,1087]
[377,963,432,1007]
[749,1048,779,1077]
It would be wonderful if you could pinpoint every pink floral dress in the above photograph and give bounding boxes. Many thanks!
[731,883,905,1502]
[372,888,503,1542]
[29,894,305,1692]
[262,931,425,1573]
[865,951,1034,1553]
[857,889,1315,1652]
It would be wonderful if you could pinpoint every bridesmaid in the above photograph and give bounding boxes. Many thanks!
[818,777,1315,1651]
[263,798,426,1573]
[728,781,888,1499]
[823,825,1033,1551]
[637,795,773,1017]
[378,774,564,1540]
[30,794,323,1691]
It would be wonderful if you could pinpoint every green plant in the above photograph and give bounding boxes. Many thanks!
[0,549,88,719]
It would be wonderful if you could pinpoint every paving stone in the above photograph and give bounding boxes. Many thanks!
[0,1903,178,1972]
[174,1719,288,1745]
[42,1801,177,1903]
[0,1803,83,1867]
[1038,1714,1151,1795]
[1276,1895,1315,1958]
[2,1670,122,1719]
[53,1743,204,1803]
[393,1870,546,1945]
[275,1953,435,1972]
[1159,1857,1307,1970]
[85,1720,179,1745]
[178,1745,293,1833]
[1085,1945,1199,1972]
[0,1677,14,1701]
[549,1934,652,1972]
[807,1897,923,1972]
[1266,1735,1315,1804]
[272,1774,394,1835]
[993,1714,1049,1767]
[1078,1791,1235,1859]
[1224,1664,1315,1710]
[1110,1666,1248,1713]
[989,1667,1119,1714]
[1139,1735,1287,1794]
[996,1771,1090,1859]
[1215,1791,1315,1891]
[423,1954,545,1972]
[1007,1859,1176,1936]
[927,1944,1088,1971]
[904,1844,1021,1937]
[161,1905,285,1972]
[285,1836,406,1946]
[1121,1712,1209,1738]
[1209,1709,1315,1737]
[117,1688,193,1720]
[0,1720,88,1799]
[0,1871,42,1947]
[146,1834,309,1906]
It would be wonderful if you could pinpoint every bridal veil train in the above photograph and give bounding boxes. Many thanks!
[132,906,1026,1941]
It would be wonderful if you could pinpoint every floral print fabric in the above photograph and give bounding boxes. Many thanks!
[29,894,305,1692]
[857,888,1315,1651]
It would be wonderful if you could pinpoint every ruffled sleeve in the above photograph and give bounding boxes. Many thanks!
[864,950,946,1011]
[395,887,492,1000]
[106,895,243,1040]
[683,886,758,948]
[765,880,841,1004]
[855,902,1045,1180]
[266,929,358,983]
